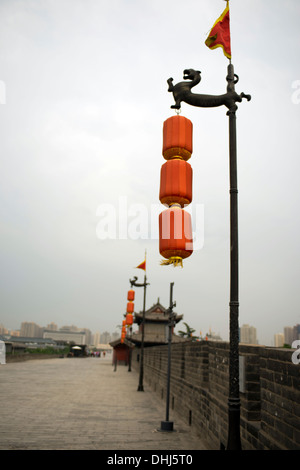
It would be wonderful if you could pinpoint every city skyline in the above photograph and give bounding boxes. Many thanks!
[1,318,299,347]
[0,1,299,348]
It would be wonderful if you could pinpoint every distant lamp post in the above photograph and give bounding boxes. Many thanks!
[130,268,149,392]
[127,325,133,372]
[159,282,176,432]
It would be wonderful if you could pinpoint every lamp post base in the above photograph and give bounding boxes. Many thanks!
[227,397,241,450]
[159,421,174,432]
[137,385,144,392]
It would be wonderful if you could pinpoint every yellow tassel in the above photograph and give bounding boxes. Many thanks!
[160,256,183,268]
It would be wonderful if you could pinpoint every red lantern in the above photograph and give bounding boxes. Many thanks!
[162,115,193,161]
[127,289,135,301]
[127,301,134,313]
[126,313,133,325]
[159,205,193,267]
[159,159,193,207]
[121,324,126,340]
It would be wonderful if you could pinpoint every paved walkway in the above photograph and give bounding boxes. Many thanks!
[0,356,212,451]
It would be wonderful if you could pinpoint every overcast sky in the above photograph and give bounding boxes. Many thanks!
[0,0,299,346]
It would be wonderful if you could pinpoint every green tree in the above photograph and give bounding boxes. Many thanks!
[178,322,198,340]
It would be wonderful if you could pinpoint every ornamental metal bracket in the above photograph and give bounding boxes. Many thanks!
[129,276,149,288]
[167,68,251,114]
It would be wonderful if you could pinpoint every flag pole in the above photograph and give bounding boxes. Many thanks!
[138,249,147,391]
[137,269,147,391]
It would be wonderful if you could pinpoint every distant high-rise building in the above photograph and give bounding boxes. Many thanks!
[20,322,43,338]
[100,331,111,344]
[82,328,92,345]
[274,333,284,347]
[9,330,20,337]
[240,324,257,344]
[60,325,80,332]
[293,324,300,341]
[111,331,119,342]
[284,327,295,346]
[46,322,58,331]
[284,324,300,346]
[93,331,101,347]
[0,324,8,335]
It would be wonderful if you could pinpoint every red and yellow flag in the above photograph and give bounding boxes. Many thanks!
[136,259,146,271]
[205,1,231,59]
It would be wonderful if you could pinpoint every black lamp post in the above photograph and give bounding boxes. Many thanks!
[160,281,176,432]
[129,274,149,391]
[127,325,132,372]
[167,64,250,450]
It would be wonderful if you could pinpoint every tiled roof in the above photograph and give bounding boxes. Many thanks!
[134,301,183,324]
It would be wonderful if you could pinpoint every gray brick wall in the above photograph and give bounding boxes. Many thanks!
[132,341,300,450]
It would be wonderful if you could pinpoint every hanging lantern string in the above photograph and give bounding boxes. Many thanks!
[159,114,194,268]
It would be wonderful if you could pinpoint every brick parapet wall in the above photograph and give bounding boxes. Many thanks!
[259,347,300,449]
[131,341,299,450]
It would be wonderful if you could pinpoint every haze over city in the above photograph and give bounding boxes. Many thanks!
[0,0,299,347]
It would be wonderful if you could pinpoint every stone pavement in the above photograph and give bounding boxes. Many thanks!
[0,356,213,451]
